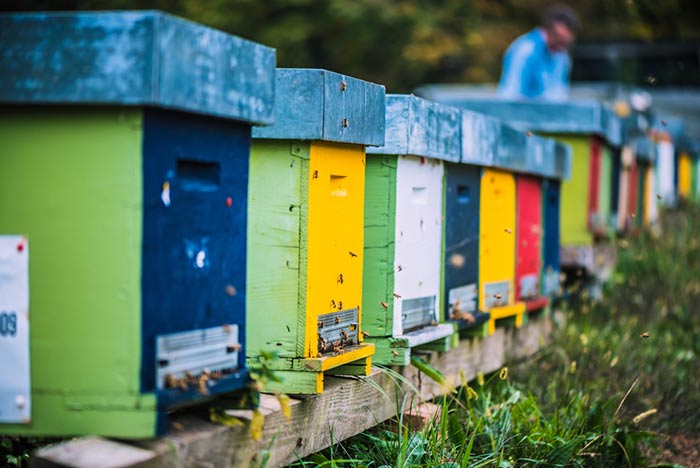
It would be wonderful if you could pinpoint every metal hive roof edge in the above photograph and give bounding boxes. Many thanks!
[252,68,386,146]
[0,11,276,125]
[366,94,461,162]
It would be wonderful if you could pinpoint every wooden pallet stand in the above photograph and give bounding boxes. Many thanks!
[31,316,552,468]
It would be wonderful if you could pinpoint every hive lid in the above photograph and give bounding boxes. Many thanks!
[367,94,460,161]
[461,110,570,180]
[416,85,623,147]
[252,68,385,146]
[0,11,276,125]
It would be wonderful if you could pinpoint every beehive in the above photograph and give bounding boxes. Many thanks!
[653,130,676,208]
[248,69,384,394]
[425,97,621,275]
[459,113,571,334]
[444,161,486,332]
[679,151,692,200]
[516,175,546,310]
[615,111,654,234]
[0,12,275,437]
[542,179,562,296]
[362,95,459,365]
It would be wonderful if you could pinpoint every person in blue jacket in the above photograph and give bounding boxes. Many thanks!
[498,5,580,101]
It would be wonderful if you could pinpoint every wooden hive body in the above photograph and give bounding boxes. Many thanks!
[0,11,275,437]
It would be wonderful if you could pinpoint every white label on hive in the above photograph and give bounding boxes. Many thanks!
[0,236,31,423]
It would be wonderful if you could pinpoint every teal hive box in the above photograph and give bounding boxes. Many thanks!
[363,94,460,365]
[0,11,275,437]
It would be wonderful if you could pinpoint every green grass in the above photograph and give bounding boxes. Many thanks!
[292,205,700,467]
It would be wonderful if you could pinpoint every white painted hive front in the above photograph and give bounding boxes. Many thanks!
[656,140,676,206]
[392,155,444,337]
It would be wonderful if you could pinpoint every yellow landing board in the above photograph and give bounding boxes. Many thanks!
[487,302,526,335]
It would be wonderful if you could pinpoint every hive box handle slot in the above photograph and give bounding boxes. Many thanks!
[177,159,221,191]
[330,174,348,197]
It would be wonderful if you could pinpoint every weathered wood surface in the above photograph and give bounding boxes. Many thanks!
[32,316,552,468]
[0,12,276,125]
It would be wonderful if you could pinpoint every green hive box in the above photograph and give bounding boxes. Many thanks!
[247,68,385,394]
[0,11,275,437]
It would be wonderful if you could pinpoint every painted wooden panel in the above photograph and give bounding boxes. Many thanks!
[479,169,516,310]
[435,98,605,135]
[306,141,366,358]
[556,135,592,246]
[252,69,385,146]
[0,107,151,437]
[542,179,561,296]
[679,152,692,199]
[638,164,648,227]
[444,163,481,321]
[617,146,635,232]
[515,176,542,300]
[610,147,621,231]
[362,155,397,338]
[693,157,700,201]
[393,156,444,336]
[645,166,659,226]
[371,94,461,162]
[595,144,612,235]
[656,140,676,206]
[141,108,250,408]
[588,137,601,233]
[247,141,305,358]
[0,12,276,125]
[627,156,640,228]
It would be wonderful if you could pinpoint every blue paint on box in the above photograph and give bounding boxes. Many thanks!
[416,85,622,148]
[444,163,488,329]
[252,68,386,146]
[141,108,250,404]
[368,94,461,161]
[543,179,561,293]
[461,109,570,180]
[0,11,276,125]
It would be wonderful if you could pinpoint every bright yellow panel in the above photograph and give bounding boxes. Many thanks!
[479,169,517,310]
[305,141,366,357]
[679,152,691,199]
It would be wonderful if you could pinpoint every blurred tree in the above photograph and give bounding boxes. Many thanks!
[3,0,699,91]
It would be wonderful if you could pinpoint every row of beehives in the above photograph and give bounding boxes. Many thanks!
[0,11,696,440]
[417,86,700,276]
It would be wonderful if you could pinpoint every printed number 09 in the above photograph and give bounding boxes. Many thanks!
[0,312,18,337]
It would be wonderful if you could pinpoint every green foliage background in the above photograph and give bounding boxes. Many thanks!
[3,0,699,92]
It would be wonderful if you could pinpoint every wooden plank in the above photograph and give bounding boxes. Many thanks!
[1,12,276,125]
[32,317,551,468]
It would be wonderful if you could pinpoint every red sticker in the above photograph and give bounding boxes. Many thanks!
[226,197,233,208]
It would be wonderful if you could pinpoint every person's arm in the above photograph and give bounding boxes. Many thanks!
[498,38,535,99]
